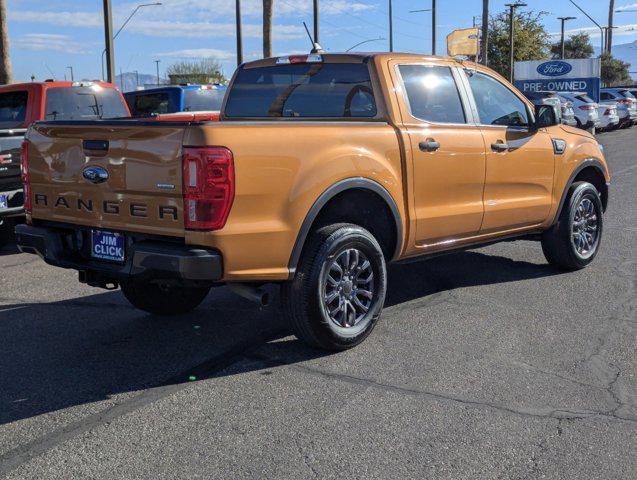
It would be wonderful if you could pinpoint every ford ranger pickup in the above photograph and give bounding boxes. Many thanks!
[16,53,610,350]
[0,81,129,247]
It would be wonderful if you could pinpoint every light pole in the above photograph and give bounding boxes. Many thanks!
[505,2,527,83]
[432,0,437,55]
[101,2,162,81]
[66,66,74,82]
[557,16,576,59]
[154,60,160,86]
[346,37,386,52]
[568,0,605,53]
[388,0,393,52]
[103,0,115,83]
[409,8,433,54]
[236,0,243,65]
[313,0,319,45]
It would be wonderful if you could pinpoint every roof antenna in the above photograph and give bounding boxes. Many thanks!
[303,21,324,54]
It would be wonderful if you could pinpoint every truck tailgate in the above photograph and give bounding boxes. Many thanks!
[27,122,186,237]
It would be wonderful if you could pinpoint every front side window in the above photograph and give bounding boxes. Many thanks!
[468,72,529,127]
[0,91,28,128]
[225,63,376,118]
[45,86,129,121]
[398,65,466,124]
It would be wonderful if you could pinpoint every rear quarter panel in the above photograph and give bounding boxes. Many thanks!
[183,122,405,281]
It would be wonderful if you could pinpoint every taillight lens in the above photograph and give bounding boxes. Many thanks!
[20,141,31,213]
[182,146,234,231]
[579,105,595,111]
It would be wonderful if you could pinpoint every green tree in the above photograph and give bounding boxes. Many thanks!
[487,10,551,80]
[166,58,227,85]
[600,52,632,86]
[550,32,594,59]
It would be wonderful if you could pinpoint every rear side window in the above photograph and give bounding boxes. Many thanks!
[45,86,129,121]
[225,63,376,118]
[576,94,595,103]
[132,92,171,116]
[468,72,529,127]
[398,65,466,124]
[619,90,636,99]
[184,89,226,112]
[0,91,28,128]
[600,92,614,101]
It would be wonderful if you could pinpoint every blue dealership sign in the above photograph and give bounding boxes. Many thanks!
[514,58,601,102]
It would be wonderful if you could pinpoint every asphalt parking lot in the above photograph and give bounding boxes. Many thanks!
[0,128,635,479]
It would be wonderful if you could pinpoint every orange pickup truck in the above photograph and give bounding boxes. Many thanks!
[16,53,610,350]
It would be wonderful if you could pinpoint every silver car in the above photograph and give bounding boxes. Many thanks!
[558,92,600,129]
[600,88,637,127]
[596,103,620,131]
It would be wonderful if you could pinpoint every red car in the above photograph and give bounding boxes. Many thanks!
[0,81,129,246]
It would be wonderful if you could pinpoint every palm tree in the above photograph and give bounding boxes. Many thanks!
[263,0,273,58]
[607,0,615,54]
[0,0,12,84]
[481,0,489,65]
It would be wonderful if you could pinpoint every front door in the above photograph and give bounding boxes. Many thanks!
[462,70,555,234]
[391,62,487,247]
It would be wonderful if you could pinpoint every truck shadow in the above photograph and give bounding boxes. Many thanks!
[0,247,560,426]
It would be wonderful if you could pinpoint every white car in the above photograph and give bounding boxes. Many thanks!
[596,103,620,131]
[558,92,600,130]
[600,88,637,128]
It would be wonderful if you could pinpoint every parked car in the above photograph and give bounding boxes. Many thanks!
[0,81,129,247]
[124,85,227,117]
[600,88,637,128]
[17,53,609,351]
[556,96,578,127]
[522,91,576,126]
[596,103,620,132]
[557,92,600,130]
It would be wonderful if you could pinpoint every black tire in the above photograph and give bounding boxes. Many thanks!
[281,223,387,351]
[541,181,603,271]
[120,281,210,315]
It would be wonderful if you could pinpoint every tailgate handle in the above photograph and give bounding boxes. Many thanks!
[83,140,109,152]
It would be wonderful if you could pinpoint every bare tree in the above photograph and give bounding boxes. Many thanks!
[0,0,12,84]
[481,0,489,65]
[607,0,615,54]
[263,0,273,58]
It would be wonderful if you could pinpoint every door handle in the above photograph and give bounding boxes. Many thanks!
[491,142,509,152]
[419,140,440,152]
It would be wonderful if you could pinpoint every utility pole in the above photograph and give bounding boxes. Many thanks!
[134,70,139,87]
[505,2,527,83]
[431,0,437,55]
[154,59,160,86]
[608,0,615,54]
[0,0,12,85]
[313,0,319,45]
[558,16,576,59]
[236,0,243,65]
[481,0,489,65]
[263,0,272,57]
[388,0,393,52]
[67,66,74,82]
[103,0,115,84]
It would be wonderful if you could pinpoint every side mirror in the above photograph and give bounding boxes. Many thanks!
[534,104,560,129]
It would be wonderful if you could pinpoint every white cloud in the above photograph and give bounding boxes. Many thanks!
[12,33,90,54]
[555,25,637,39]
[155,48,235,61]
[616,3,637,12]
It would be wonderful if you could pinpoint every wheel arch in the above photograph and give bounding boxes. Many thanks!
[552,158,609,227]
[287,178,403,278]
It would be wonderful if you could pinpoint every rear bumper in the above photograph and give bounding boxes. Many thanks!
[15,224,223,285]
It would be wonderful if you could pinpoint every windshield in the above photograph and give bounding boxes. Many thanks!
[0,91,28,129]
[183,89,226,112]
[225,63,377,118]
[44,86,129,121]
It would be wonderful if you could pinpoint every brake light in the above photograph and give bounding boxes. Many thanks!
[182,147,234,231]
[20,141,31,213]
[618,98,633,104]
[276,54,323,64]
[579,105,595,111]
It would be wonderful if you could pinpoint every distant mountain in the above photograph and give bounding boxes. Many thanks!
[594,40,637,81]
[114,72,169,92]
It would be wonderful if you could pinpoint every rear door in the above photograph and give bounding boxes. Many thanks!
[389,60,487,247]
[27,122,187,237]
[460,69,555,234]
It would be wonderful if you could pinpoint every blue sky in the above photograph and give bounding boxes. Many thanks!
[7,0,637,83]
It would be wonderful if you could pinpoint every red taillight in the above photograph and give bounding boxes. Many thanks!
[20,141,31,213]
[618,98,633,104]
[579,105,595,111]
[182,146,234,231]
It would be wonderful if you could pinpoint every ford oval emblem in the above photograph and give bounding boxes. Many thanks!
[82,166,109,184]
[536,61,572,77]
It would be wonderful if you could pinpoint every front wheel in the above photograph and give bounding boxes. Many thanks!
[121,281,210,315]
[541,182,603,270]
[282,224,387,351]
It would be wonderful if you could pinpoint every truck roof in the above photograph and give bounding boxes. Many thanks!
[0,81,119,92]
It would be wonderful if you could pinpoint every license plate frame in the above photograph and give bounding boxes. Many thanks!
[91,230,125,263]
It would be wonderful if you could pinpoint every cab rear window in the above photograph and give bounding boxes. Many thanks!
[184,89,226,112]
[44,86,129,121]
[224,63,376,118]
[0,91,28,128]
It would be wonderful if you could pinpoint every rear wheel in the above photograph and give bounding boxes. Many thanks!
[541,182,603,270]
[282,223,387,351]
[121,281,210,315]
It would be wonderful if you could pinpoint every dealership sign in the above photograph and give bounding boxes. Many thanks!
[514,58,601,102]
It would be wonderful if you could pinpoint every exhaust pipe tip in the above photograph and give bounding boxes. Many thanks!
[228,283,270,307]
